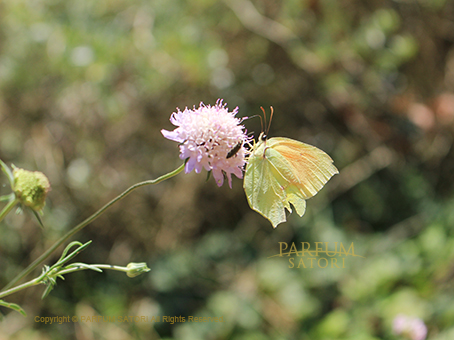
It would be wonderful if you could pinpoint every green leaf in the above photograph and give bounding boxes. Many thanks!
[0,159,14,188]
[0,299,27,317]
[32,209,45,229]
[54,241,92,268]
[0,193,15,202]
[41,284,55,299]
[15,206,23,215]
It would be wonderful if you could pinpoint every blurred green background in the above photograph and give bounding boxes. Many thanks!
[1,0,454,339]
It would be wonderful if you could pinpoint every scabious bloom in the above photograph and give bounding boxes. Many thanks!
[161,99,250,188]
[393,314,427,340]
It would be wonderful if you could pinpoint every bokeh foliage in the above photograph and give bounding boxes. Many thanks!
[1,0,454,339]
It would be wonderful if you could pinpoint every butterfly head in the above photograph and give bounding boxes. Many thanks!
[260,132,267,141]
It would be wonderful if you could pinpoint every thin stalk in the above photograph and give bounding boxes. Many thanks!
[0,276,42,300]
[57,264,129,276]
[1,163,185,291]
[0,265,130,300]
[0,198,19,224]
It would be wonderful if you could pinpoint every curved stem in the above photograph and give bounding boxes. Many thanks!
[1,163,185,291]
[58,264,129,276]
[0,276,42,300]
[0,197,19,224]
[0,264,132,300]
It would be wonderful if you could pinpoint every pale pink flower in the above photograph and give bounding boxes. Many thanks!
[162,99,249,188]
[393,314,427,340]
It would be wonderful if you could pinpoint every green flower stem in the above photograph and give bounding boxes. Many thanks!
[1,163,185,291]
[0,197,19,224]
[58,264,129,276]
[0,264,143,300]
[0,276,42,300]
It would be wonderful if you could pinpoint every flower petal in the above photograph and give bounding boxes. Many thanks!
[162,99,251,187]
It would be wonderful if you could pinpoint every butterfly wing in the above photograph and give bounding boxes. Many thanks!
[244,136,338,228]
[244,141,301,227]
[268,137,339,198]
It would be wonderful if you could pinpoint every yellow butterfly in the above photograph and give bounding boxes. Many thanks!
[243,108,338,228]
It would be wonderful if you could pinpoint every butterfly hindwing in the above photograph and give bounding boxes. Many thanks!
[244,141,288,227]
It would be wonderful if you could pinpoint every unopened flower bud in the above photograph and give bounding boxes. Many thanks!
[13,167,51,212]
[126,262,150,278]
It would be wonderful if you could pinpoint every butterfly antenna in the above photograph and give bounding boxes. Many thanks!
[266,106,274,136]
[260,107,266,134]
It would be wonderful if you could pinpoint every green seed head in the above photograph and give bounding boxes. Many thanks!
[13,167,51,212]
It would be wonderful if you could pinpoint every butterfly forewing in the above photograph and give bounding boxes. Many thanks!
[268,137,339,198]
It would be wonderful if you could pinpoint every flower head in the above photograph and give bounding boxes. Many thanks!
[13,167,51,212]
[393,314,427,340]
[162,99,250,188]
